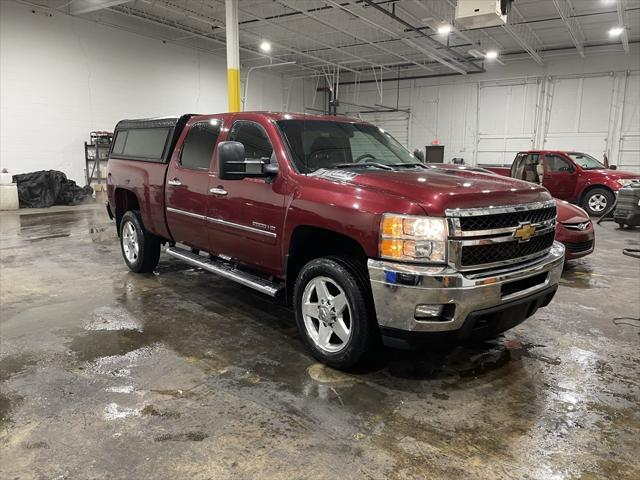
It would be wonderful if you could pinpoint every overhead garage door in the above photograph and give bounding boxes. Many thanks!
[618,74,640,172]
[476,81,538,166]
[357,111,410,148]
[543,75,614,162]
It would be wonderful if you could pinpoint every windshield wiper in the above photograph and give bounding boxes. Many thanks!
[389,162,427,169]
[331,162,393,171]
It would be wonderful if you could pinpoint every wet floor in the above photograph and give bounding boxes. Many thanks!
[1,206,639,479]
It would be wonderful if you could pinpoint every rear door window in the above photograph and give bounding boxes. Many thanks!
[180,120,222,170]
[122,128,170,160]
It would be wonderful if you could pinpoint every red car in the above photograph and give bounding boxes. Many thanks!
[487,150,640,216]
[555,201,594,260]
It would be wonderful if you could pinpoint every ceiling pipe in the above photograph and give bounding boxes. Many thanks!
[360,0,484,73]
[331,69,484,87]
[242,62,297,111]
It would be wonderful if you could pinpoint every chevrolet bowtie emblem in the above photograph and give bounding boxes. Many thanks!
[513,222,536,242]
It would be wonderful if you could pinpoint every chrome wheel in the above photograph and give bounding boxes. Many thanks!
[122,221,139,263]
[301,276,352,353]
[588,193,608,212]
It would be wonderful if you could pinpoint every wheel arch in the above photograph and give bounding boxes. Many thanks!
[113,188,141,236]
[285,225,368,304]
[580,184,614,204]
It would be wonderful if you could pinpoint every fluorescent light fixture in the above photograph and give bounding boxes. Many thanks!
[608,26,624,37]
[259,40,271,52]
[485,50,499,59]
[437,24,452,35]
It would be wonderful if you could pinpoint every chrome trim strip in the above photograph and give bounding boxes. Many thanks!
[166,207,277,238]
[452,219,556,238]
[206,216,277,238]
[166,207,206,220]
[445,199,556,217]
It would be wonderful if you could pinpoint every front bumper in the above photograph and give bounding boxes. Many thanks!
[368,241,565,338]
[614,210,640,227]
[556,223,595,260]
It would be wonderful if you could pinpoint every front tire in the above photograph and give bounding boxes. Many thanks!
[120,210,161,273]
[293,256,379,370]
[582,188,614,217]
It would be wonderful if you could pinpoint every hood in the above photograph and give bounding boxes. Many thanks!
[315,167,551,215]
[557,200,589,224]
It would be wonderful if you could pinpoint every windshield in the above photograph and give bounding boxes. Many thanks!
[567,152,605,170]
[277,120,417,173]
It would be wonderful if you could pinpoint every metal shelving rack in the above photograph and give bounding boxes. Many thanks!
[85,131,113,188]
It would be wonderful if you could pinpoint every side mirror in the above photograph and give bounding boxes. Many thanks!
[217,141,278,180]
[609,165,617,170]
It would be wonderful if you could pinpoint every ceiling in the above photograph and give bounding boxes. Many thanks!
[19,0,640,81]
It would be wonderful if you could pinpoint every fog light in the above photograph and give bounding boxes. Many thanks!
[415,304,443,319]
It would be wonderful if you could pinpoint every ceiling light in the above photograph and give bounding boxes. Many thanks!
[259,40,271,52]
[437,24,452,35]
[485,50,499,59]
[608,26,624,37]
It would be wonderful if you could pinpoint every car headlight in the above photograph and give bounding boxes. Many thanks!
[379,214,447,263]
[617,179,640,187]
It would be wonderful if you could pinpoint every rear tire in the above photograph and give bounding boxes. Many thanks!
[120,210,161,273]
[293,255,379,370]
[582,187,614,217]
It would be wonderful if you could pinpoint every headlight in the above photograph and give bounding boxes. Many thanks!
[617,179,640,187]
[379,214,447,263]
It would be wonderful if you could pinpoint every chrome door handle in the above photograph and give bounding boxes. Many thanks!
[209,187,228,196]
[168,178,182,186]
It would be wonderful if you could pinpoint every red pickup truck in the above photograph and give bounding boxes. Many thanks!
[487,150,640,216]
[106,112,565,369]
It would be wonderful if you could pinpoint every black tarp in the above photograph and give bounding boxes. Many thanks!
[12,170,94,208]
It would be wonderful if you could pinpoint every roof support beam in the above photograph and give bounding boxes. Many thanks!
[552,0,585,57]
[71,0,131,15]
[617,0,630,53]
[501,5,544,65]
[359,0,479,73]
[278,0,433,73]
[214,0,386,72]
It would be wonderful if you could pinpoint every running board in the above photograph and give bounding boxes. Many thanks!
[166,246,282,297]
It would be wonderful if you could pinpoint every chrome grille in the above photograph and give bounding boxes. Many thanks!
[461,231,556,267]
[459,206,556,231]
[446,200,557,271]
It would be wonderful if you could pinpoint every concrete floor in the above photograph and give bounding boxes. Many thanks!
[1,206,639,480]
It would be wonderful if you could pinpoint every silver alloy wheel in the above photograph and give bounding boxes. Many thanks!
[588,193,608,212]
[122,220,139,263]
[301,276,352,353]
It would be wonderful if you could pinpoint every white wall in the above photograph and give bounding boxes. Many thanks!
[0,1,300,183]
[339,47,640,172]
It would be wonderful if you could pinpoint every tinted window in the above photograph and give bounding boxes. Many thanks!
[180,121,221,170]
[277,120,414,173]
[229,121,273,160]
[546,155,572,173]
[112,130,127,155]
[122,128,170,159]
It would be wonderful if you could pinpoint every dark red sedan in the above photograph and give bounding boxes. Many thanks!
[555,200,595,260]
